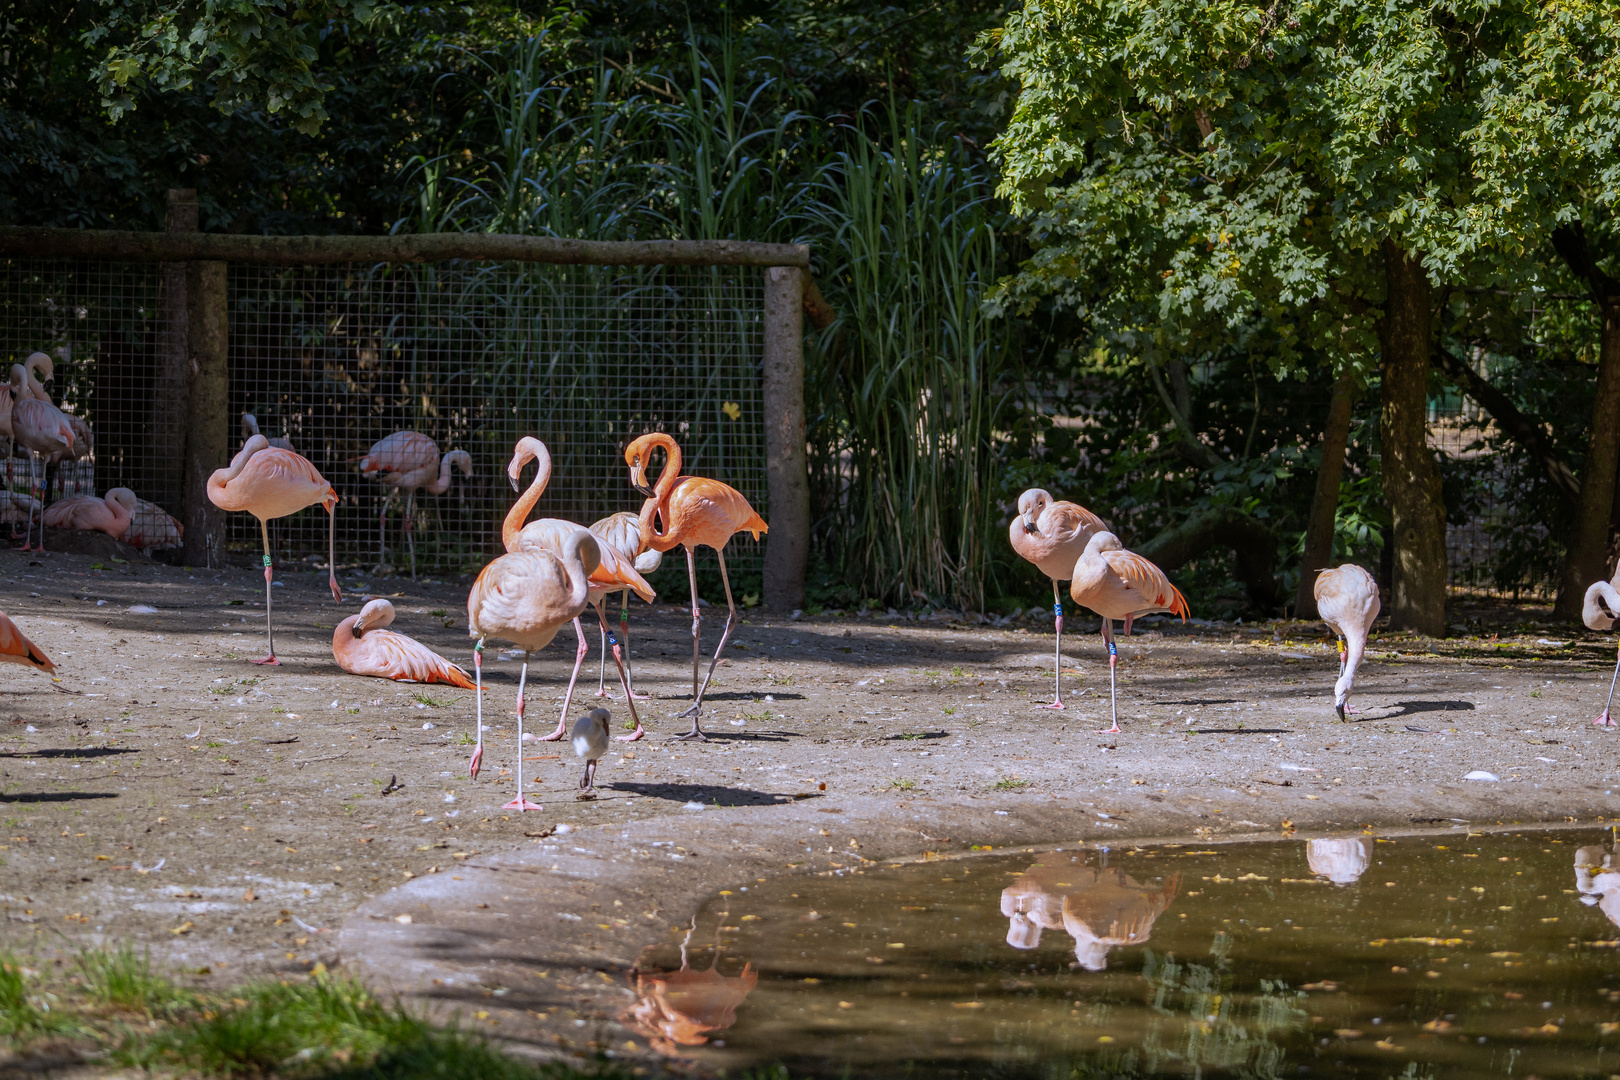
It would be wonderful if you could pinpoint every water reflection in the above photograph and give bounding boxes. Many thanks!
[1306,836,1372,884]
[622,922,757,1054]
[1575,843,1620,927]
[1001,851,1181,970]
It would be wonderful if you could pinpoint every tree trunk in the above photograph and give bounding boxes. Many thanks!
[1379,241,1448,636]
[1294,374,1356,619]
[1554,299,1620,618]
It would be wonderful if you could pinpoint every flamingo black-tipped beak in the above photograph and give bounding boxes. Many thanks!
[509,473,521,493]
[1022,518,1037,534]
[1334,703,1346,722]
[634,482,654,498]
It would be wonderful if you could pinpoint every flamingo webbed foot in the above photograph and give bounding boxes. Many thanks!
[252,656,281,667]
[1096,723,1122,734]
[1595,710,1617,728]
[615,726,645,742]
[535,723,568,742]
[671,728,708,742]
[501,795,545,812]
[575,790,597,801]
[1037,700,1065,711]
[629,689,652,700]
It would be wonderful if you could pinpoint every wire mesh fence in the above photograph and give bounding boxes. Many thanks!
[0,258,767,579]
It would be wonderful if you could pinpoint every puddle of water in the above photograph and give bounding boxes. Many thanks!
[620,829,1620,1077]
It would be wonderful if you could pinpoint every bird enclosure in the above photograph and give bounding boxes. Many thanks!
[0,244,799,587]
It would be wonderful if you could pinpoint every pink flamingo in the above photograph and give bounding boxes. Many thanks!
[207,434,343,665]
[1314,564,1380,722]
[0,608,53,674]
[1069,531,1190,734]
[504,438,656,742]
[358,431,473,576]
[0,490,39,542]
[465,530,599,808]
[120,495,184,551]
[626,432,767,741]
[42,487,136,539]
[333,598,475,688]
[1008,488,1109,709]
[1583,568,1620,726]
[589,510,661,701]
[9,364,74,552]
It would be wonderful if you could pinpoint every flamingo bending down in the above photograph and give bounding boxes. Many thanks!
[43,488,136,539]
[0,608,54,673]
[241,413,295,452]
[1582,568,1620,726]
[358,431,473,576]
[1314,564,1381,722]
[333,598,475,688]
[207,434,343,665]
[1008,488,1109,709]
[504,438,656,741]
[572,707,612,798]
[626,432,766,740]
[121,496,184,551]
[590,510,662,701]
[1069,531,1190,734]
[8,364,74,552]
[466,529,599,809]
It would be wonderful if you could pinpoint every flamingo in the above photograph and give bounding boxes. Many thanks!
[571,707,612,798]
[1314,564,1381,722]
[0,608,54,673]
[9,364,74,551]
[358,431,473,576]
[625,432,767,741]
[622,920,758,1054]
[332,598,474,688]
[1069,531,1190,733]
[1582,566,1620,726]
[0,490,39,542]
[43,488,136,539]
[590,510,662,702]
[241,413,295,452]
[504,438,656,741]
[1008,488,1109,709]
[465,529,599,808]
[22,355,92,495]
[1306,837,1372,884]
[120,495,184,551]
[207,434,343,665]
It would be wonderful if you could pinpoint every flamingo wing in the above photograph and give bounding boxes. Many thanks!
[590,536,657,602]
[1105,550,1189,619]
[361,431,439,478]
[347,629,475,688]
[0,611,54,672]
[1046,501,1108,543]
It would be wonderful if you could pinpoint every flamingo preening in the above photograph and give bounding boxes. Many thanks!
[626,433,766,740]
[42,488,136,539]
[1583,567,1620,726]
[0,608,54,674]
[332,598,475,688]
[1008,488,1109,709]
[241,413,295,452]
[1068,531,1190,734]
[207,434,343,665]
[465,529,599,809]
[358,431,473,576]
[589,510,661,702]
[503,438,655,742]
[1314,564,1380,721]
[8,364,74,552]
[120,495,184,551]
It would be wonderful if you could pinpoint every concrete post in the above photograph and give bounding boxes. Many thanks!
[182,260,228,568]
[154,190,195,513]
[761,265,809,611]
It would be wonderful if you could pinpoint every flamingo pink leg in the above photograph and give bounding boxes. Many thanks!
[13,455,39,551]
[469,641,485,778]
[677,547,738,741]
[403,488,417,579]
[251,519,281,666]
[1596,642,1620,727]
[621,590,649,700]
[595,604,644,741]
[1097,620,1121,734]
[1038,582,1065,710]
[502,650,543,811]
[593,598,614,699]
[536,619,590,742]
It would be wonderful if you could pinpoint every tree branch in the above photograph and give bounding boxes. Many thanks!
[1551,222,1620,306]
[1431,346,1580,506]
[1145,358,1223,469]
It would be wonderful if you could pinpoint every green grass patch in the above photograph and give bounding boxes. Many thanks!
[0,951,76,1043]
[992,776,1029,791]
[76,944,195,1017]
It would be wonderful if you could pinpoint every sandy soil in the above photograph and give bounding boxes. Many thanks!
[1,545,1617,1008]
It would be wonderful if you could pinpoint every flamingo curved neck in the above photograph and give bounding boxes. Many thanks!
[426,453,454,495]
[637,434,683,553]
[502,444,552,552]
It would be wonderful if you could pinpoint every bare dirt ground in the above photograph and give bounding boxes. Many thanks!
[1,545,1617,1026]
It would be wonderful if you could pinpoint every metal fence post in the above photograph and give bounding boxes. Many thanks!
[155,190,195,515]
[182,259,228,567]
[762,264,809,610]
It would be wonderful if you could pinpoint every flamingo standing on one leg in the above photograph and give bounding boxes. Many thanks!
[43,487,136,539]
[1582,567,1620,726]
[207,434,343,665]
[1069,531,1190,734]
[1008,488,1109,709]
[504,438,656,742]
[465,529,599,808]
[358,431,472,577]
[625,432,767,741]
[1314,564,1381,722]
[333,598,475,688]
[590,510,662,702]
[0,608,54,674]
[8,364,74,552]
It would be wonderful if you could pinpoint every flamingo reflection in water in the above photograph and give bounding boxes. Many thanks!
[1306,837,1372,885]
[623,918,758,1054]
[1001,851,1181,970]
[1575,844,1620,929]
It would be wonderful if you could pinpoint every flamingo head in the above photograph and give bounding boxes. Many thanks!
[507,437,547,492]
[624,435,660,496]
[353,598,395,637]
[1016,489,1051,534]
